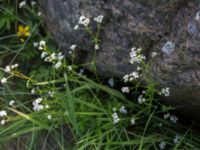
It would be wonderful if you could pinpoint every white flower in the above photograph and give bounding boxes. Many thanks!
[159,87,170,97]
[5,66,11,73]
[70,44,77,51]
[138,95,146,104]
[123,74,129,83]
[45,105,49,109]
[48,91,55,97]
[112,107,117,112]
[79,69,85,75]
[170,115,178,123]
[151,52,158,58]
[130,117,136,125]
[58,52,64,60]
[68,66,72,71]
[26,80,30,88]
[119,105,127,114]
[121,87,130,93]
[108,78,114,87]
[78,16,90,27]
[195,11,200,21]
[74,25,79,30]
[0,110,7,117]
[173,135,181,144]
[142,90,146,94]
[112,112,120,124]
[130,47,146,64]
[31,1,36,6]
[19,1,26,8]
[54,61,62,69]
[33,42,38,47]
[47,115,52,120]
[95,44,99,50]
[33,98,44,111]
[9,100,15,106]
[163,113,170,120]
[15,64,19,68]
[31,88,35,94]
[1,78,7,84]
[11,64,19,69]
[37,11,42,16]
[49,53,56,62]
[1,120,5,125]
[94,15,104,23]
[129,71,140,80]
[137,66,141,71]
[159,142,166,150]
[123,71,140,83]
[39,40,46,50]
[41,52,48,59]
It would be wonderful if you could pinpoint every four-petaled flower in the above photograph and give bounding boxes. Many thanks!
[17,25,30,42]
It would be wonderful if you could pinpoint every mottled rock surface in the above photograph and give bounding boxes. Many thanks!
[39,0,200,118]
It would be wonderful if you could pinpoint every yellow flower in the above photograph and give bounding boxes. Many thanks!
[17,25,30,37]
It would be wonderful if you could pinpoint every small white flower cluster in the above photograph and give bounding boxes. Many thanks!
[137,95,146,104]
[173,135,181,144]
[1,77,7,84]
[9,100,16,107]
[48,91,55,97]
[74,15,104,30]
[130,117,136,125]
[151,52,158,58]
[44,52,64,69]
[121,87,130,93]
[1,64,19,84]
[163,113,178,123]
[112,112,120,124]
[112,106,135,125]
[94,15,104,23]
[159,141,166,150]
[78,16,90,27]
[31,88,36,94]
[33,98,44,111]
[78,68,85,75]
[119,105,128,114]
[31,1,36,6]
[38,40,65,70]
[130,47,146,64]
[74,16,90,30]
[159,87,170,97]
[0,110,7,125]
[0,110,7,117]
[94,44,100,50]
[38,40,46,50]
[123,71,140,83]
[19,1,26,8]
[195,11,200,21]
[69,44,77,54]
[37,12,42,17]
[4,64,19,73]
[170,115,178,123]
[47,115,52,120]
[19,0,36,8]
[108,78,114,87]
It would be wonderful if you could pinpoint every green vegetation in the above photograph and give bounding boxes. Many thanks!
[0,1,200,150]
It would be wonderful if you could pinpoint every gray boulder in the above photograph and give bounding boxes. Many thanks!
[39,0,200,118]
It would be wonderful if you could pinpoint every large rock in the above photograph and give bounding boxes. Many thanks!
[151,1,200,117]
[39,0,200,118]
